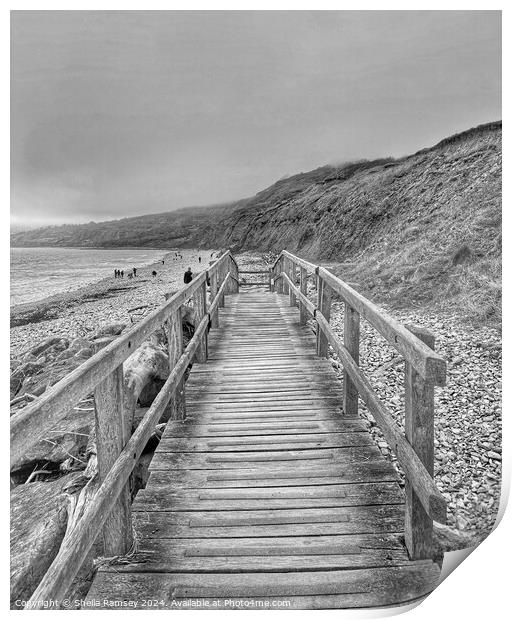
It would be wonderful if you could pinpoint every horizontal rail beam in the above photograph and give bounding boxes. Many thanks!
[281,272,315,316]
[282,250,317,273]
[315,311,446,524]
[238,270,270,275]
[208,272,230,317]
[27,314,210,608]
[239,282,269,286]
[317,267,446,385]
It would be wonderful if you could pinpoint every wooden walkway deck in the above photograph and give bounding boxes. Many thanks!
[86,290,440,609]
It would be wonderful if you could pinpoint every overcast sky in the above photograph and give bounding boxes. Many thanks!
[11,10,501,226]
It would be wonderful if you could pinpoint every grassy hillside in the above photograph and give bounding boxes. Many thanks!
[12,121,501,324]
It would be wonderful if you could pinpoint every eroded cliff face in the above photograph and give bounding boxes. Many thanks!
[216,122,501,323]
[217,122,501,262]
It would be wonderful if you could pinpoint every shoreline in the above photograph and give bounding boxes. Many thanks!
[10,249,173,314]
[10,248,218,357]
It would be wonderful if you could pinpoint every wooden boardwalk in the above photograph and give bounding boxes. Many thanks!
[86,290,440,609]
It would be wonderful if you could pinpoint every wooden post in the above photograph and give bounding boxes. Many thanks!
[193,281,208,363]
[164,307,186,420]
[227,256,239,294]
[404,326,436,560]
[269,268,274,292]
[289,261,297,307]
[276,258,283,294]
[282,257,290,295]
[210,269,219,328]
[219,264,226,308]
[299,266,308,324]
[316,274,332,357]
[343,303,360,417]
[93,339,132,556]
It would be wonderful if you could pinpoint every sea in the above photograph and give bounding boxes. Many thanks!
[10,247,170,306]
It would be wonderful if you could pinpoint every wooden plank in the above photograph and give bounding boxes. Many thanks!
[132,504,407,539]
[86,564,440,609]
[107,553,419,574]
[133,481,403,511]
[145,461,398,488]
[149,446,382,470]
[140,533,407,554]
[157,432,372,452]
[161,419,367,437]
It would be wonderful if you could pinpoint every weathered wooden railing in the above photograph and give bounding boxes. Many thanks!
[271,250,447,561]
[238,269,272,289]
[10,250,239,608]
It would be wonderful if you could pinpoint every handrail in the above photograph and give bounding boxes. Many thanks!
[209,272,231,317]
[274,252,445,385]
[315,311,446,523]
[317,267,446,385]
[15,249,239,608]
[281,249,317,272]
[272,249,447,561]
[28,314,210,607]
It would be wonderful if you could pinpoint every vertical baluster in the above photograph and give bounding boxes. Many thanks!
[404,326,436,559]
[192,279,208,363]
[164,307,186,420]
[282,256,290,295]
[210,268,219,328]
[343,304,360,417]
[219,263,226,308]
[276,258,283,294]
[289,261,297,307]
[231,257,239,294]
[316,274,332,357]
[93,338,132,555]
[269,267,273,292]
[299,266,308,325]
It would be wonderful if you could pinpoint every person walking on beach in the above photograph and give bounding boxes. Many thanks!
[184,267,193,284]
[120,270,124,278]
[133,267,137,277]
[114,269,118,278]
[198,256,201,263]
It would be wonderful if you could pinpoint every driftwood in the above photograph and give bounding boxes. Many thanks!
[10,473,83,607]
[123,331,169,425]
